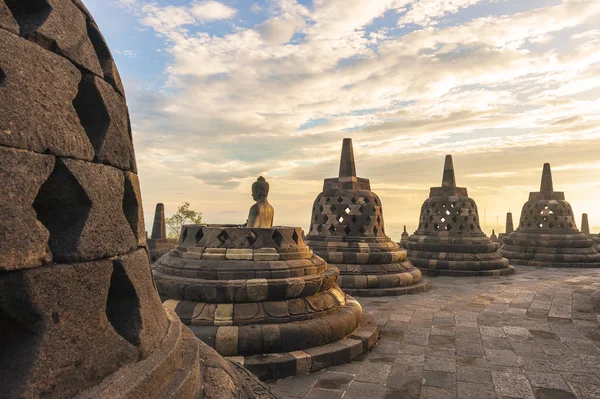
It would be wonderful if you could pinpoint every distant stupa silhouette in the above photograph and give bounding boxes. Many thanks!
[500,163,600,267]
[405,155,513,276]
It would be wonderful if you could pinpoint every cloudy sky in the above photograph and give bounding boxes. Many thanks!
[85,0,600,240]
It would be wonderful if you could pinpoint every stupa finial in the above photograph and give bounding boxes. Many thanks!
[339,138,357,178]
[540,163,554,193]
[506,212,514,234]
[442,154,456,190]
[403,225,407,233]
[582,213,590,235]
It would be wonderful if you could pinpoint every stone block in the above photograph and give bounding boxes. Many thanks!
[226,249,253,260]
[74,75,135,172]
[122,172,146,246]
[215,326,239,356]
[0,1,18,33]
[254,253,280,261]
[0,258,139,398]
[0,30,94,160]
[188,247,204,254]
[33,158,137,262]
[0,147,54,271]
[214,303,233,326]
[202,253,226,260]
[246,279,269,302]
[205,248,226,254]
[182,252,202,260]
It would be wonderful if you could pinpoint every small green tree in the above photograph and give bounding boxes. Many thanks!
[165,202,203,239]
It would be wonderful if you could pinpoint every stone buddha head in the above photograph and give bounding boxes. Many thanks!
[252,176,270,201]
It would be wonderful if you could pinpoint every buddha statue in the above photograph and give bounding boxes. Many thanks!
[247,176,274,228]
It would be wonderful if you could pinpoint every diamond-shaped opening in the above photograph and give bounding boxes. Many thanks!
[429,216,434,222]
[195,228,204,243]
[246,230,257,246]
[323,215,329,223]
[106,259,142,346]
[424,223,429,229]
[337,197,344,203]
[445,210,451,216]
[272,230,284,246]
[374,198,379,205]
[317,224,323,233]
[5,0,51,36]
[344,205,351,214]
[372,206,376,213]
[292,230,299,245]
[330,205,336,212]
[319,205,324,212]
[181,227,188,243]
[433,223,439,231]
[372,226,378,236]
[548,223,554,229]
[325,197,331,204]
[33,159,92,262]
[328,225,336,234]
[441,217,446,223]
[452,216,457,223]
[351,216,358,224]
[314,214,318,221]
[365,215,372,223]
[558,223,564,228]
[351,197,358,204]
[122,175,141,241]
[459,224,464,230]
[337,216,344,223]
[217,230,229,243]
[539,223,543,228]
[427,209,431,215]
[446,224,452,231]
[344,225,352,235]
[73,76,111,161]
[359,226,367,235]
[470,224,475,230]
[364,198,370,204]
[549,210,554,215]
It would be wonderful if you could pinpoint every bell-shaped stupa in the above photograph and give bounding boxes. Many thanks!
[0,2,274,397]
[405,155,514,276]
[500,164,600,268]
[305,139,428,296]
[153,176,378,380]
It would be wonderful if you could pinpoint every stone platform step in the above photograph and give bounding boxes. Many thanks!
[342,281,429,297]
[418,265,515,277]
[226,313,379,380]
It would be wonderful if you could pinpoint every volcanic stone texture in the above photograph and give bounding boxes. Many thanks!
[0,2,276,398]
[501,163,600,268]
[154,225,379,380]
[405,155,514,277]
[306,138,428,296]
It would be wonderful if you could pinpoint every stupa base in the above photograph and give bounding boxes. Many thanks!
[341,281,429,297]
[509,259,600,268]
[417,265,516,277]
[79,310,276,398]
[226,313,379,380]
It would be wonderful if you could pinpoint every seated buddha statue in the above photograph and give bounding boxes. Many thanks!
[246,176,274,228]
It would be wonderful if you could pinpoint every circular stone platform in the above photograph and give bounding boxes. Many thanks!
[153,225,379,380]
[405,156,514,277]
[305,139,428,296]
[500,163,600,268]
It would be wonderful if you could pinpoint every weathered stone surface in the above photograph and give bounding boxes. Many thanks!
[74,74,136,172]
[123,171,146,246]
[0,29,94,159]
[0,0,18,33]
[0,146,54,271]
[34,158,137,262]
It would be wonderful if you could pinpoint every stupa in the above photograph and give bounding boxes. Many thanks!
[500,164,600,268]
[405,155,514,276]
[0,2,275,397]
[581,213,593,238]
[147,203,177,262]
[153,176,378,380]
[490,230,499,243]
[400,225,410,248]
[304,139,427,296]
[498,212,514,243]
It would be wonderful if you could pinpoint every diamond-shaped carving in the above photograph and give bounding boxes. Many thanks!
[337,216,344,223]
[217,230,229,243]
[337,197,344,203]
[328,225,336,234]
[344,205,351,214]
[195,228,204,243]
[317,224,323,233]
[325,197,331,203]
[330,205,336,212]
[292,230,299,245]
[272,230,284,246]
[372,226,378,235]
[359,226,367,235]
[344,225,352,235]
[246,230,257,246]
[351,216,358,224]
[319,205,324,212]
[351,197,358,204]
[181,227,188,243]
[323,215,329,223]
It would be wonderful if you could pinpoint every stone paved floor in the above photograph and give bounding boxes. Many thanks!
[268,266,600,399]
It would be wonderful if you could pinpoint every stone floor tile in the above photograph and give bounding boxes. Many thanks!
[420,386,456,399]
[492,371,535,399]
[397,344,426,355]
[394,354,425,367]
[485,349,522,367]
[525,371,571,391]
[457,381,496,399]
[567,382,600,399]
[424,356,456,373]
[270,373,319,398]
[531,387,577,399]
[354,361,392,384]
[481,326,506,338]
[313,372,353,390]
[456,366,493,384]
[344,381,387,399]
[305,388,344,399]
[422,371,456,389]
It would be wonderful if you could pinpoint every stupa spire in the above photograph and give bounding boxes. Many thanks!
[540,163,554,193]
[151,203,166,239]
[506,212,514,234]
[442,154,456,190]
[339,138,357,178]
[582,213,590,235]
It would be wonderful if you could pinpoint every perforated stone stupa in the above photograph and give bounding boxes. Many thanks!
[0,2,274,398]
[304,139,427,296]
[147,203,177,262]
[405,155,514,276]
[500,164,600,268]
[153,223,378,379]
